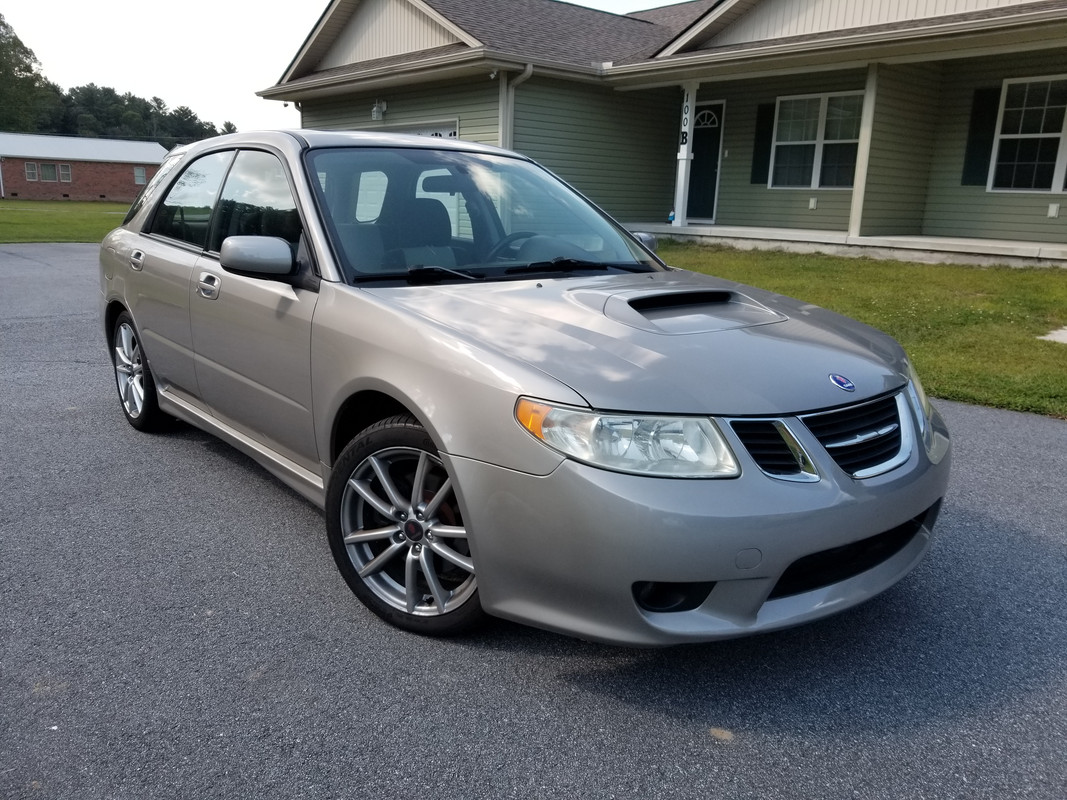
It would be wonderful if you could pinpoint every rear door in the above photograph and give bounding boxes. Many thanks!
[189,149,320,473]
[131,150,234,403]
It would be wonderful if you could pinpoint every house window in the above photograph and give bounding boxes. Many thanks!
[40,163,58,182]
[25,163,38,181]
[59,164,71,182]
[134,166,147,185]
[991,77,1067,191]
[771,93,863,188]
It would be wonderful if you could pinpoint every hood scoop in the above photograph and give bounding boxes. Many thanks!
[584,287,788,335]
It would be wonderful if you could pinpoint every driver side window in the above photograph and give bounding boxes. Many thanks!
[209,151,302,252]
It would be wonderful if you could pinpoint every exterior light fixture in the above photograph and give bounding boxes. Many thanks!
[371,100,387,121]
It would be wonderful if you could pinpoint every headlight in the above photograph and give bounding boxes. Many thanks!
[904,359,932,435]
[515,398,739,478]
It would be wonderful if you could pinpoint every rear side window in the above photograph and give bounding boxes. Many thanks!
[209,150,302,252]
[148,151,232,247]
[123,153,183,225]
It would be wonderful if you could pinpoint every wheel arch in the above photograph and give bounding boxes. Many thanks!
[104,299,128,342]
[329,389,421,465]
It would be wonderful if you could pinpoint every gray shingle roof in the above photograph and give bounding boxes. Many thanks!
[626,0,721,37]
[418,0,672,65]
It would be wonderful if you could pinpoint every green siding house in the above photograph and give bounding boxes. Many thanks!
[260,0,1067,264]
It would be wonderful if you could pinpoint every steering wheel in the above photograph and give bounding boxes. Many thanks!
[485,231,538,261]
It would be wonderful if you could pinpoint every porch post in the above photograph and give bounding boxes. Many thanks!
[673,82,699,227]
[848,64,878,238]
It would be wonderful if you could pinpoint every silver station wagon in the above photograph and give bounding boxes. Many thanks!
[100,130,950,646]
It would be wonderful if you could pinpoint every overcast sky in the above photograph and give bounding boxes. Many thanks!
[4,0,660,133]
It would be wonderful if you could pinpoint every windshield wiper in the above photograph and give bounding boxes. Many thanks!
[406,265,483,283]
[351,266,482,284]
[504,257,652,276]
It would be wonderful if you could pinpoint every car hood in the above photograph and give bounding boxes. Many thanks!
[364,270,908,416]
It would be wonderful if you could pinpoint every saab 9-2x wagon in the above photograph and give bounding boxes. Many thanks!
[100,130,950,646]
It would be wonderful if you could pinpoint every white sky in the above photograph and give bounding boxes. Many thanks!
[4,0,661,134]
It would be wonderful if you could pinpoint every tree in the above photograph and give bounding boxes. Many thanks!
[1,14,230,144]
[0,13,50,132]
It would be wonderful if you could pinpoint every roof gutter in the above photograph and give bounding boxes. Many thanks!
[500,63,534,149]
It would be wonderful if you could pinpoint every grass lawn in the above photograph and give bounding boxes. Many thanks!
[1,200,1064,417]
[659,242,1067,419]
[0,199,129,243]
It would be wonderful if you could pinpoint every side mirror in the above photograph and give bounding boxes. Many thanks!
[633,231,658,253]
[220,235,295,276]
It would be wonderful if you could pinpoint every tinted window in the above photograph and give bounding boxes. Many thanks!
[124,153,183,225]
[149,151,232,247]
[210,150,301,252]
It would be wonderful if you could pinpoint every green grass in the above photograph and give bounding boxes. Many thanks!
[659,242,1067,418]
[2,201,1064,417]
[0,199,129,243]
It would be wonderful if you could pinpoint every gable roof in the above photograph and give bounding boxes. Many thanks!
[0,133,168,164]
[261,0,1067,99]
[278,0,675,84]
[653,0,1067,57]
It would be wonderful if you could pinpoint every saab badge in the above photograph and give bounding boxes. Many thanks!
[829,373,856,392]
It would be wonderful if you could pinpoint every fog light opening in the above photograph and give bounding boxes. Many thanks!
[633,580,715,613]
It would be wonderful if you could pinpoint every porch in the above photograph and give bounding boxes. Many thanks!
[629,223,1067,269]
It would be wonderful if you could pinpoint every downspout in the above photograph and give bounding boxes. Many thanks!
[500,64,533,150]
[0,157,5,199]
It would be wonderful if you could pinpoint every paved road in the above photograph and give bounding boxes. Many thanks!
[2,243,1065,799]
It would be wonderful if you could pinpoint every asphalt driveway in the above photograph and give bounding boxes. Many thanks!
[1,243,1065,799]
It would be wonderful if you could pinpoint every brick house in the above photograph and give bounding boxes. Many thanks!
[0,133,169,202]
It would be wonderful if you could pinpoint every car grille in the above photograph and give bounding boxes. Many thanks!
[800,394,902,476]
[730,392,908,480]
[729,420,801,476]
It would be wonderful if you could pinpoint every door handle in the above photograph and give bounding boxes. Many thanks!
[129,251,145,271]
[197,272,221,299]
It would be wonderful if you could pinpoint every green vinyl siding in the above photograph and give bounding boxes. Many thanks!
[512,78,677,222]
[923,49,1067,243]
[860,63,941,236]
[300,79,500,145]
[705,70,866,231]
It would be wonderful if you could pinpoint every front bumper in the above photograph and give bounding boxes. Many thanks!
[446,406,950,646]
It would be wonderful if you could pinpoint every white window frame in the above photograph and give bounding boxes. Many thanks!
[134,166,147,185]
[59,164,71,182]
[988,74,1067,193]
[769,91,863,190]
[39,163,58,182]
[25,162,38,181]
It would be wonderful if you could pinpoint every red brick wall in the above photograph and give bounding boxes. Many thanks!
[0,158,160,202]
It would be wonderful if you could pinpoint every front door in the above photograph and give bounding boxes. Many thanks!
[686,103,724,221]
[189,149,319,473]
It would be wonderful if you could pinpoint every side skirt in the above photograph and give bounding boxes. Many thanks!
[158,388,326,509]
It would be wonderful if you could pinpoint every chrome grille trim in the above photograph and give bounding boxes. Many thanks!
[728,419,820,482]
[800,392,913,479]
[728,391,914,481]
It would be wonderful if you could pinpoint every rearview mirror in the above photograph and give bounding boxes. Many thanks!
[633,231,658,253]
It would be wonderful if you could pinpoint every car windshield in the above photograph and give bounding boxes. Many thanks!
[305,146,662,283]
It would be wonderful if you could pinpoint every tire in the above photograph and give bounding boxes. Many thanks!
[326,415,483,636]
[110,311,166,432]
